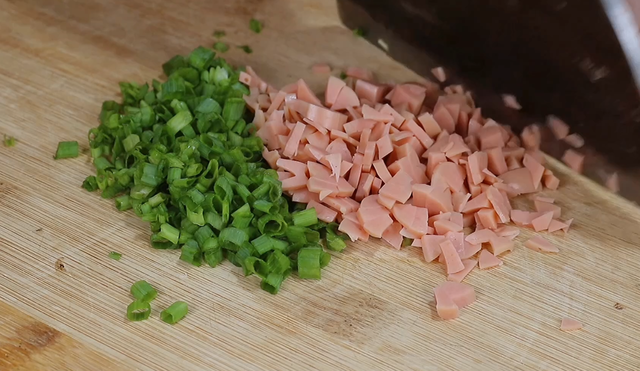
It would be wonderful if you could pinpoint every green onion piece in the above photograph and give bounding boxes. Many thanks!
[202,237,224,268]
[130,280,158,303]
[82,176,99,192]
[3,135,16,147]
[251,235,274,255]
[126,300,151,321]
[160,301,188,324]
[325,223,347,252]
[353,27,367,37]
[54,141,79,159]
[261,273,286,295]
[297,247,323,280]
[339,71,347,80]
[292,208,318,227]
[158,223,180,244]
[222,98,246,122]
[122,134,140,152]
[213,30,226,38]
[115,195,132,211]
[166,110,193,136]
[219,227,249,247]
[320,251,331,268]
[237,45,253,54]
[249,19,263,33]
[213,42,229,53]
[180,239,202,266]
[109,251,122,261]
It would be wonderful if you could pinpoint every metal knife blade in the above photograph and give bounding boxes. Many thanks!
[338,0,640,204]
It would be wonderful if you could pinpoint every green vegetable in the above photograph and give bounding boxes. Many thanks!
[339,71,347,80]
[213,42,229,53]
[353,27,367,37]
[160,301,188,324]
[54,141,79,159]
[84,47,347,294]
[130,280,158,303]
[292,208,318,228]
[249,19,263,33]
[109,251,122,260]
[213,30,226,38]
[237,45,253,54]
[127,300,151,321]
[3,135,16,147]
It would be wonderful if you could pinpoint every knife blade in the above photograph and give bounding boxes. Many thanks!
[337,0,640,204]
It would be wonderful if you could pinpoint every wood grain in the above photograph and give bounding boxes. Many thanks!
[1,0,640,370]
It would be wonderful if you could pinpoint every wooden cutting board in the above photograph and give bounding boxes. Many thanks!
[1,0,640,370]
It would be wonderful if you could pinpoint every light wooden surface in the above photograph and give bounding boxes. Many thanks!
[1,0,640,370]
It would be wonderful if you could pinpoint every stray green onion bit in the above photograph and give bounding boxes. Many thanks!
[84,46,347,294]
[339,71,348,80]
[130,280,158,303]
[109,251,122,261]
[213,30,226,38]
[54,141,79,159]
[237,45,253,54]
[213,42,229,53]
[353,27,367,37]
[249,19,263,33]
[3,135,16,147]
[126,300,151,321]
[160,301,188,324]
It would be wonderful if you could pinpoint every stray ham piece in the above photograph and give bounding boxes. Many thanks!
[433,281,476,320]
[447,259,477,283]
[311,63,332,74]
[478,250,503,270]
[606,172,620,193]
[524,236,559,253]
[547,115,570,140]
[562,149,585,173]
[560,318,583,331]
[564,133,585,148]
[252,68,576,321]
[502,94,522,110]
[431,67,447,82]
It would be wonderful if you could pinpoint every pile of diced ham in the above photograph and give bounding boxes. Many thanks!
[240,66,575,320]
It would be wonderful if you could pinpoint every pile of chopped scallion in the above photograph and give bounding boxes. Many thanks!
[82,46,347,294]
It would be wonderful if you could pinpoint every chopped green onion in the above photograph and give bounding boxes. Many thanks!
[160,301,188,324]
[122,134,140,152]
[130,280,158,303]
[353,27,367,37]
[3,135,16,147]
[213,42,229,53]
[54,141,79,159]
[126,300,151,321]
[179,239,202,266]
[339,71,348,80]
[297,247,323,279]
[219,227,249,247]
[166,111,193,136]
[82,176,99,192]
[83,46,349,296]
[249,19,263,33]
[109,251,122,260]
[115,195,132,211]
[213,30,226,38]
[159,224,180,244]
[237,45,253,54]
[292,208,318,227]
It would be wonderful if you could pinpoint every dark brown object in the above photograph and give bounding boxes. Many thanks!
[338,0,640,203]
[55,258,66,272]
